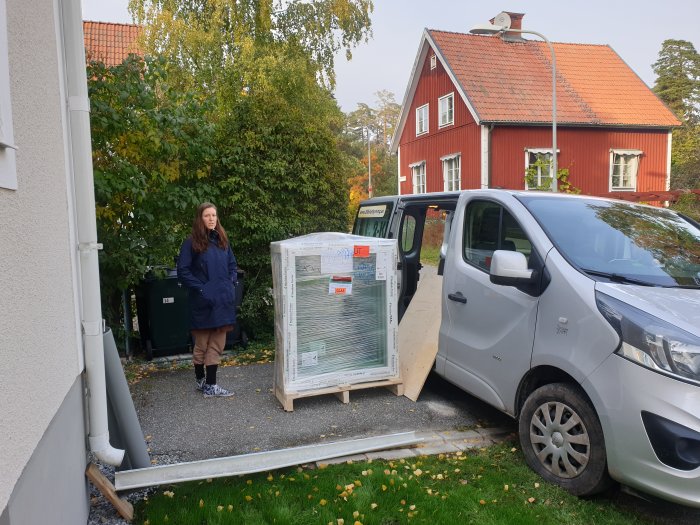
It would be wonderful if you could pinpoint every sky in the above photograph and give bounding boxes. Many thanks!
[82,0,700,112]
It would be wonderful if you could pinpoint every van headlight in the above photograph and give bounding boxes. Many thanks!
[596,291,700,386]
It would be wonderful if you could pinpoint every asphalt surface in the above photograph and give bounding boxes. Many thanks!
[126,360,700,524]
[130,361,515,463]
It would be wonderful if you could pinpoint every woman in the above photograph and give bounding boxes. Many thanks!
[177,202,238,397]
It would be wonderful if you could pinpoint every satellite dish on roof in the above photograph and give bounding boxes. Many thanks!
[493,12,512,30]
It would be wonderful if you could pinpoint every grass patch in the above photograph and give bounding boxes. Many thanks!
[420,245,441,267]
[134,443,651,525]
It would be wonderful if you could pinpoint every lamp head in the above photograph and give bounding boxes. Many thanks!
[469,23,505,35]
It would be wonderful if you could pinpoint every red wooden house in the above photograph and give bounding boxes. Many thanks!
[391,12,681,197]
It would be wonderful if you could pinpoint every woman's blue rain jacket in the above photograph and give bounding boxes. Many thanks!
[177,231,238,330]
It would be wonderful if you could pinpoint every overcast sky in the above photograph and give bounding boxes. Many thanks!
[82,0,699,112]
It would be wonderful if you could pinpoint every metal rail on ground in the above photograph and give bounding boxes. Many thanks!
[115,431,422,491]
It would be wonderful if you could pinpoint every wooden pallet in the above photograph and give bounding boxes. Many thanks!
[276,378,404,412]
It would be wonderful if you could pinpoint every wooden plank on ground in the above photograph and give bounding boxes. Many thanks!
[86,462,134,522]
[399,266,442,401]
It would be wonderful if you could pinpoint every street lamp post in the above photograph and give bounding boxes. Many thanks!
[367,126,372,198]
[470,19,558,191]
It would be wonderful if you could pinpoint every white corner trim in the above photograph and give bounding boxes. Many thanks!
[665,131,672,191]
[480,125,489,188]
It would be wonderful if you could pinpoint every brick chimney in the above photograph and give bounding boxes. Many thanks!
[489,11,525,42]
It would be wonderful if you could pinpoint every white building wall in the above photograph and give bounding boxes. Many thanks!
[0,0,84,513]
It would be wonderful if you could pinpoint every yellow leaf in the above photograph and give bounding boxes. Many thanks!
[247,480,253,485]
[199,499,204,508]
[245,495,253,502]
[381,485,387,491]
[267,474,274,481]
[371,503,378,509]
[504,484,509,491]
[413,469,423,476]
[528,497,536,503]
[319,499,328,506]
[353,511,359,518]
[228,505,233,512]
[217,506,224,512]
[534,483,540,488]
[409,505,416,510]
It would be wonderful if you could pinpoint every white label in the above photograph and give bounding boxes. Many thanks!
[301,351,318,367]
[329,281,352,295]
[357,205,387,218]
[162,297,175,304]
[375,252,388,281]
[321,248,353,274]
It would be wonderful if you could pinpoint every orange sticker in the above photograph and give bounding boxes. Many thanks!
[334,287,347,294]
[354,245,370,258]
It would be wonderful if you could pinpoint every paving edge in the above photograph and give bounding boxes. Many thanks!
[316,426,514,466]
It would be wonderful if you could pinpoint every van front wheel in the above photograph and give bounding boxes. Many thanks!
[518,383,612,496]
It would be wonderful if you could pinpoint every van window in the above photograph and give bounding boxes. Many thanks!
[401,215,416,253]
[464,201,532,271]
[353,203,393,238]
[520,195,700,288]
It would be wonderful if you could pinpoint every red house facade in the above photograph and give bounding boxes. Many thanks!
[392,13,681,197]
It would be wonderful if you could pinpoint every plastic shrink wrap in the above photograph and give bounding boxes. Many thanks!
[271,232,399,393]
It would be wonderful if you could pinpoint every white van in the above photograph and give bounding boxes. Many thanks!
[355,189,700,507]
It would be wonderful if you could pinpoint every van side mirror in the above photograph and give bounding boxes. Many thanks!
[490,250,534,286]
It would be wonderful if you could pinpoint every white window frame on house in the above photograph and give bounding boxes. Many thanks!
[416,104,428,136]
[524,148,557,190]
[441,153,461,191]
[430,54,437,70]
[609,149,642,191]
[438,93,454,128]
[0,0,17,190]
[410,161,426,194]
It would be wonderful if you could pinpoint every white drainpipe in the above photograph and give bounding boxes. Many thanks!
[61,0,124,466]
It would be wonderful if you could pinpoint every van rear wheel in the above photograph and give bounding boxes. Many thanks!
[518,382,612,496]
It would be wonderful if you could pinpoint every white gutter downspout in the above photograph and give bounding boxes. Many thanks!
[61,0,124,466]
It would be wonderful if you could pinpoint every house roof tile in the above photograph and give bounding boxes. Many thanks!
[428,30,680,127]
[83,21,141,67]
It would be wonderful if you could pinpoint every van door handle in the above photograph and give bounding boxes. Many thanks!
[448,292,467,304]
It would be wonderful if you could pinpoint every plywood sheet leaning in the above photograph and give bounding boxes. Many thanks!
[399,266,442,401]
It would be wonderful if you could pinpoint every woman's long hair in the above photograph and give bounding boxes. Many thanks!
[190,202,229,253]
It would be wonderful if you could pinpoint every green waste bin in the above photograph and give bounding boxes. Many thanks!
[135,268,191,360]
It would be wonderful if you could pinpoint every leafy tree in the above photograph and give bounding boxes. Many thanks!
[213,42,352,335]
[88,55,217,329]
[128,0,374,91]
[652,39,700,191]
[344,91,400,214]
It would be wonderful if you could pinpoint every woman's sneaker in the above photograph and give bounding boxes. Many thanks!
[195,377,205,391]
[203,384,234,398]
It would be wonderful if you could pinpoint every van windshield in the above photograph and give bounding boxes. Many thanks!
[353,203,394,238]
[519,196,700,288]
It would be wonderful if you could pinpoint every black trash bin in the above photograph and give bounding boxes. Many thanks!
[226,268,249,349]
[135,268,191,360]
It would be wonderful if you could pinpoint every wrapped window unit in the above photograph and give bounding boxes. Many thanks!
[271,232,399,394]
